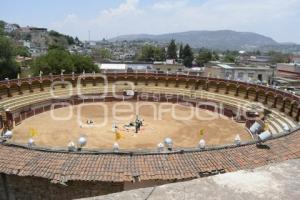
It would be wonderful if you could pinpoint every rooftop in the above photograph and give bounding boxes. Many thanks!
[82,158,300,200]
[0,128,299,184]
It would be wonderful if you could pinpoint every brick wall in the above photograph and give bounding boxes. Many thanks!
[0,174,123,200]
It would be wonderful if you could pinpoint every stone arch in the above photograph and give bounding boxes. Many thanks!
[41,79,53,90]
[0,84,8,98]
[245,87,256,100]
[264,91,276,106]
[226,83,238,95]
[216,81,227,93]
[207,80,218,92]
[20,81,33,93]
[83,76,96,86]
[31,79,43,91]
[236,84,247,97]
[196,79,206,90]
[272,94,284,109]
[8,82,21,96]
[281,98,292,113]
[256,89,266,102]
[52,76,62,82]
[289,100,299,117]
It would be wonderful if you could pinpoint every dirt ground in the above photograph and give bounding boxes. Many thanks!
[12,102,251,150]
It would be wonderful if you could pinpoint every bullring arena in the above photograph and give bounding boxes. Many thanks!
[0,72,300,199]
[11,102,250,149]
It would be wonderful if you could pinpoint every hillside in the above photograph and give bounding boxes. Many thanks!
[0,20,81,49]
[109,30,278,50]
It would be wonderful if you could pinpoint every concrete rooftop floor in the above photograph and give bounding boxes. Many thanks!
[80,158,300,200]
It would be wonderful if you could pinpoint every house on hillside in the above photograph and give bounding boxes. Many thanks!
[4,23,19,33]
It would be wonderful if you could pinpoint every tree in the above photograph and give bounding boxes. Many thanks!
[138,44,154,61]
[31,48,98,75]
[179,44,184,60]
[74,37,82,46]
[0,21,5,36]
[14,46,31,57]
[255,50,261,55]
[95,48,112,62]
[48,30,76,47]
[212,51,219,61]
[71,54,98,73]
[167,39,177,60]
[0,36,19,80]
[153,47,166,61]
[223,51,238,62]
[196,49,212,66]
[182,44,194,68]
[223,54,236,62]
[268,51,290,64]
[137,45,165,61]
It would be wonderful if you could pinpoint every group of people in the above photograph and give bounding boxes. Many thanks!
[134,116,143,133]
[86,119,94,125]
[122,115,144,134]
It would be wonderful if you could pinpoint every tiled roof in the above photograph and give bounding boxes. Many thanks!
[0,129,299,183]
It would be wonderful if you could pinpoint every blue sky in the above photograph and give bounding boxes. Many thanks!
[1,0,300,43]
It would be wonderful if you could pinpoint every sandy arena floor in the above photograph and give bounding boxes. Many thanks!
[12,102,251,149]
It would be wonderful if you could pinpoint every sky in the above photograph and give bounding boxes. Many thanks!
[1,0,300,43]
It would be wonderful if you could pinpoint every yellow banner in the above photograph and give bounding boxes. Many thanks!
[115,131,124,141]
[199,129,205,136]
[29,128,39,137]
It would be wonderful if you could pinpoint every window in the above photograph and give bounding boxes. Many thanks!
[248,73,254,78]
[225,72,232,79]
[258,74,263,81]
[237,72,244,79]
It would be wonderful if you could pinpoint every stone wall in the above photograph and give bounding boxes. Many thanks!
[0,174,123,200]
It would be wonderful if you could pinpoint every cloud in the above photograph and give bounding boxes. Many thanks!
[101,0,141,17]
[49,0,300,42]
[151,0,188,11]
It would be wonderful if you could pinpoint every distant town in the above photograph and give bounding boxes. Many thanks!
[1,20,300,95]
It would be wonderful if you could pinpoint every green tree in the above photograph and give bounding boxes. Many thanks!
[71,54,99,73]
[212,51,219,61]
[167,39,177,60]
[223,51,238,62]
[196,49,212,66]
[153,47,166,61]
[0,21,5,36]
[96,48,112,62]
[179,44,184,59]
[223,54,236,62]
[255,50,261,55]
[182,44,194,68]
[0,36,19,80]
[14,46,31,57]
[31,49,98,75]
[138,44,154,61]
[48,30,75,47]
[268,51,290,64]
[137,45,165,61]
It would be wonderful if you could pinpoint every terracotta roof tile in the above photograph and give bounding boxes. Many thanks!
[0,130,300,183]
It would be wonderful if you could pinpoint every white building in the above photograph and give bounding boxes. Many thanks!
[4,23,19,33]
[98,63,152,72]
[205,63,273,83]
